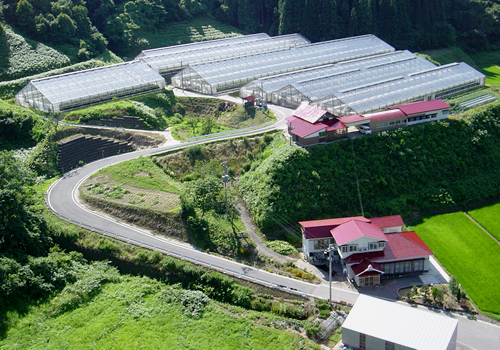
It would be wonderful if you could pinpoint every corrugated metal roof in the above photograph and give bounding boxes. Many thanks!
[397,99,451,115]
[331,220,387,246]
[364,108,406,122]
[292,103,329,123]
[342,295,458,350]
[286,116,325,138]
[370,215,404,229]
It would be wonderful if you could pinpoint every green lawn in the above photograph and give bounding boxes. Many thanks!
[413,212,500,317]
[0,276,316,350]
[482,65,500,85]
[468,203,500,242]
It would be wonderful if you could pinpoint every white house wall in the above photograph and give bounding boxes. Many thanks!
[338,236,385,259]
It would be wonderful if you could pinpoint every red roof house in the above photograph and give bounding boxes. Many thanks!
[300,214,433,287]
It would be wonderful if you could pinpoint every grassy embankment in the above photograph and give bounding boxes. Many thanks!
[468,203,500,242]
[63,90,274,136]
[135,16,244,51]
[412,212,500,320]
[426,47,500,86]
[0,273,318,350]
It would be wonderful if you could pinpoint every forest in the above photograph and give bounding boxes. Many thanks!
[1,0,500,59]
[239,103,500,232]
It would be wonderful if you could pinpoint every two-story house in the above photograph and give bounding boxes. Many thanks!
[300,215,433,287]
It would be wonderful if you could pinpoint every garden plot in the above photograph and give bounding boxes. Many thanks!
[82,175,180,212]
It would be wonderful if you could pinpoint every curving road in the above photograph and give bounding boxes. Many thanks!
[46,103,359,304]
[46,100,500,349]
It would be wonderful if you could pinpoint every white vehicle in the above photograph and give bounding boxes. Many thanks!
[359,125,372,134]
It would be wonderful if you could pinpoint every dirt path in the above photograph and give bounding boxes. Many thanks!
[464,212,500,245]
[235,203,292,264]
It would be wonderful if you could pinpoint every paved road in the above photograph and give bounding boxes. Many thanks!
[46,103,359,304]
[46,101,500,349]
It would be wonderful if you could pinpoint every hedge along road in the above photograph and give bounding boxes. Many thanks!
[46,102,360,305]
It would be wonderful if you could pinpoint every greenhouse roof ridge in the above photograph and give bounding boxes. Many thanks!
[366,56,418,70]
[138,33,267,56]
[340,76,405,93]
[408,62,460,77]
[336,50,411,65]
[30,60,144,83]
[297,68,361,84]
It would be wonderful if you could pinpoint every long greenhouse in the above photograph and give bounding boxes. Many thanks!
[171,35,394,94]
[15,60,165,113]
[139,33,310,75]
[303,62,485,116]
[240,50,418,101]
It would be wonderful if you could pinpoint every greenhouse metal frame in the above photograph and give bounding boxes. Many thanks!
[240,50,416,101]
[308,62,485,116]
[140,33,310,75]
[15,60,165,113]
[135,33,270,59]
[272,55,436,109]
[171,35,394,94]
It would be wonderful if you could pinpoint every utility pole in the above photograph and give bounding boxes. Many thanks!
[324,244,336,303]
[221,161,229,215]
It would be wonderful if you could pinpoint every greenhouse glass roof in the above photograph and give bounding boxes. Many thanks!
[294,56,436,100]
[241,50,416,97]
[140,34,310,74]
[136,33,270,58]
[30,60,164,104]
[319,62,485,114]
[181,35,394,88]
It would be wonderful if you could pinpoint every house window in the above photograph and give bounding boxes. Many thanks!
[413,260,424,271]
[359,333,366,350]
[319,131,325,137]
[368,243,377,250]
[378,242,385,248]
[349,245,357,252]
[341,246,348,253]
[395,262,403,274]
[404,261,411,273]
[385,341,395,350]
[314,239,330,250]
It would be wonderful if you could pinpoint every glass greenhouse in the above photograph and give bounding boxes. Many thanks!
[140,33,310,75]
[15,61,165,113]
[306,62,485,116]
[171,35,394,94]
[135,33,270,59]
[240,50,417,101]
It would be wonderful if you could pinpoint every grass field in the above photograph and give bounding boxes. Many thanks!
[482,65,500,85]
[135,16,243,54]
[468,203,500,242]
[0,275,317,350]
[413,212,500,318]
[89,157,180,194]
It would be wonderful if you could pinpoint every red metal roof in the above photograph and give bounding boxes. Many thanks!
[383,232,433,260]
[286,116,325,138]
[243,95,256,101]
[364,109,406,122]
[300,216,369,240]
[331,220,387,246]
[397,99,450,116]
[325,120,346,131]
[292,103,329,124]
[343,231,433,265]
[370,215,404,230]
[338,115,366,125]
[351,258,384,276]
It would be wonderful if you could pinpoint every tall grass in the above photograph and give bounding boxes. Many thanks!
[0,275,317,349]
[413,212,500,317]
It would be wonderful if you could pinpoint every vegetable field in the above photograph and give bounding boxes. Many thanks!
[413,212,500,317]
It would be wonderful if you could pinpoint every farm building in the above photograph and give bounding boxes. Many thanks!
[300,215,433,287]
[342,294,458,350]
[139,33,310,75]
[15,61,165,113]
[287,99,451,146]
[171,35,394,94]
